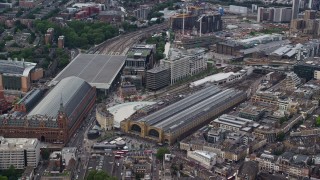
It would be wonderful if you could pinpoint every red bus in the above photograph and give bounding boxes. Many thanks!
[121,150,129,153]
[116,151,125,155]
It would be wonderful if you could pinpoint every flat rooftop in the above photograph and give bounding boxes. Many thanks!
[51,54,126,90]
[0,136,38,150]
[108,101,156,128]
[240,105,265,115]
[147,65,169,73]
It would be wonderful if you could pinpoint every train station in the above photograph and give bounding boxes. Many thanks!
[50,54,126,94]
[120,86,247,144]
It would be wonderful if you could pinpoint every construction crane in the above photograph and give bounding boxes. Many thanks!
[197,14,205,37]
[182,1,190,36]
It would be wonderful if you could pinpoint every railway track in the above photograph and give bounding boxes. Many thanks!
[90,23,168,55]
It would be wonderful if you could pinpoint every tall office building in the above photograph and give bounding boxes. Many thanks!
[133,5,150,20]
[257,7,265,22]
[274,8,292,23]
[308,0,320,10]
[269,8,275,21]
[292,0,300,20]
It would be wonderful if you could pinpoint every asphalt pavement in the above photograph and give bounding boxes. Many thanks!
[66,106,96,179]
[113,156,124,179]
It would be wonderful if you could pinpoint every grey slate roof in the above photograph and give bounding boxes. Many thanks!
[28,76,92,119]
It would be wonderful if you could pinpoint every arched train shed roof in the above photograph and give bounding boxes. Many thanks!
[28,76,93,118]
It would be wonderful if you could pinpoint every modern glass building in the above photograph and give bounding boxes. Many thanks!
[0,59,43,92]
[293,59,320,81]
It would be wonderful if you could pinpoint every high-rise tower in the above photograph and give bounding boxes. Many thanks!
[292,0,300,20]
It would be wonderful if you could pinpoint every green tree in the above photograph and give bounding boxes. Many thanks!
[276,132,285,142]
[316,116,320,127]
[150,12,164,18]
[15,9,23,17]
[86,170,117,180]
[121,22,137,32]
[156,147,170,160]
[0,25,4,34]
[279,116,287,125]
[2,165,18,180]
[55,49,70,68]
[42,149,50,160]
[146,36,166,61]
[34,20,119,48]
[3,35,13,41]
[147,0,177,19]
[0,176,8,180]
[0,42,5,51]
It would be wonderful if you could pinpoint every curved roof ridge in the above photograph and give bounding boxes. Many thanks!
[28,76,92,119]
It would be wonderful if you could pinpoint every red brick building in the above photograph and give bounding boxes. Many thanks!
[19,0,38,8]
[75,6,100,19]
[0,77,96,144]
[0,90,11,114]
[98,10,124,23]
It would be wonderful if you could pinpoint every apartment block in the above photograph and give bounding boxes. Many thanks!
[257,7,292,23]
[58,36,65,49]
[133,5,150,20]
[274,8,292,23]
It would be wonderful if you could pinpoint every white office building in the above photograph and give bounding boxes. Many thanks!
[187,150,217,169]
[188,48,207,75]
[162,48,207,84]
[0,136,40,169]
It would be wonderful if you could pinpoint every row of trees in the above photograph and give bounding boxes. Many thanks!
[146,35,166,61]
[316,116,320,127]
[0,165,22,180]
[34,20,119,49]
[156,147,170,160]
[147,0,179,19]
[86,170,117,180]
[9,45,70,69]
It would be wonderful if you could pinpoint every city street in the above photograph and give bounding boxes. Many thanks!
[113,156,124,179]
[66,105,97,180]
